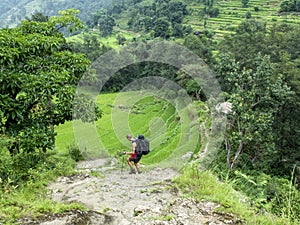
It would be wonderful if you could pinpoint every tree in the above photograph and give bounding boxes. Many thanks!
[215,54,292,171]
[217,21,300,175]
[117,34,127,45]
[153,18,170,38]
[203,0,220,18]
[70,34,110,61]
[172,23,184,37]
[98,13,116,37]
[245,11,252,19]
[218,19,267,68]
[183,34,214,64]
[280,0,300,12]
[242,0,249,8]
[25,11,49,22]
[0,9,101,155]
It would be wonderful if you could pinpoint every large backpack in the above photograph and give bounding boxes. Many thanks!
[135,134,150,157]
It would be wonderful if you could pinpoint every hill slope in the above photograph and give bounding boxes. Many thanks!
[185,0,300,38]
[0,0,111,28]
[56,91,202,169]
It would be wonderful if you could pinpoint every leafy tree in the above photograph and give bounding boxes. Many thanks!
[0,9,101,155]
[153,18,170,38]
[279,0,300,12]
[217,20,300,175]
[218,19,267,68]
[242,0,249,8]
[245,11,252,19]
[203,0,220,17]
[215,54,292,171]
[98,13,116,37]
[70,34,110,60]
[183,33,214,64]
[172,23,184,37]
[127,0,188,37]
[117,34,127,45]
[176,70,204,100]
[25,11,49,22]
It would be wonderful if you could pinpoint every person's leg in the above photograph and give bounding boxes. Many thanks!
[135,163,142,173]
[127,158,136,173]
[134,158,142,174]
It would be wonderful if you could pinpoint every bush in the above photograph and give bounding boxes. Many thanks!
[67,142,84,162]
[232,170,300,224]
[245,11,252,19]
[0,150,76,190]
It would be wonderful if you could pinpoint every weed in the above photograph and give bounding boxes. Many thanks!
[67,142,84,162]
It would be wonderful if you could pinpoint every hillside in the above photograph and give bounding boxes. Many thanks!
[56,91,202,170]
[2,0,299,39]
[0,0,111,28]
[52,92,289,225]
[62,0,300,49]
[185,0,300,38]
[119,0,299,39]
[0,1,299,224]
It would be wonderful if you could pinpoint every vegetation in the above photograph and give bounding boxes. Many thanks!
[0,0,299,224]
[0,9,101,156]
[280,0,300,12]
[0,0,111,28]
[175,165,296,225]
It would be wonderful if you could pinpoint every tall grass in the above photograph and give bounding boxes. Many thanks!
[0,152,83,225]
[174,165,292,225]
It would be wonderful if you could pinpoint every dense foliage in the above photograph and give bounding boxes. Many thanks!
[0,0,299,224]
[0,9,101,157]
[280,0,300,12]
[0,0,111,28]
[217,19,300,176]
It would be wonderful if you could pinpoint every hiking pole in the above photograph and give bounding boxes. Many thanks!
[121,153,125,174]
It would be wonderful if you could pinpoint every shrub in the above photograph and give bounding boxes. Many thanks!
[67,142,84,162]
[245,11,252,19]
[232,170,300,224]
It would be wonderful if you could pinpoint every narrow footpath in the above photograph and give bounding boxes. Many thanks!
[20,158,243,225]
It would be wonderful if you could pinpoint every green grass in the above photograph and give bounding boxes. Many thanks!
[0,185,85,225]
[64,0,300,49]
[174,165,292,225]
[67,29,138,49]
[0,154,83,225]
[54,92,298,224]
[186,0,300,39]
[55,91,201,168]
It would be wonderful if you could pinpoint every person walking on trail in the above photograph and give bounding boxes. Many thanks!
[123,134,142,174]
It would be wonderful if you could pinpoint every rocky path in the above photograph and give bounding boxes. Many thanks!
[22,158,242,225]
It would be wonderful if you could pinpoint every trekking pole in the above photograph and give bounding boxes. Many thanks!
[121,153,125,174]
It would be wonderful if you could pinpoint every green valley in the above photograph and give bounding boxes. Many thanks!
[0,0,300,224]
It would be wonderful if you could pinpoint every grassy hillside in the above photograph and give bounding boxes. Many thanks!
[185,0,300,38]
[65,0,300,48]
[56,91,202,169]
[54,91,293,225]
[2,0,299,39]
[0,0,111,28]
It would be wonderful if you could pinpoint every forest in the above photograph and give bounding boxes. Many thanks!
[0,0,299,224]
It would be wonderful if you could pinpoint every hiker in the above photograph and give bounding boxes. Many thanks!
[123,134,142,174]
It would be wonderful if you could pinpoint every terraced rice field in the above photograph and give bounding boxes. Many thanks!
[185,0,300,38]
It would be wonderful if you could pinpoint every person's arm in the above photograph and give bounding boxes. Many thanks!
[123,142,136,155]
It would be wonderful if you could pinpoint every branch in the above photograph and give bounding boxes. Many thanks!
[225,134,231,167]
[230,141,244,170]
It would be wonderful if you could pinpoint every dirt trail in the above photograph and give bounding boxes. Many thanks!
[23,158,242,225]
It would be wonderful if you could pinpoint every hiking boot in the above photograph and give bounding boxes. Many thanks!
[137,171,142,174]
[129,169,136,174]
